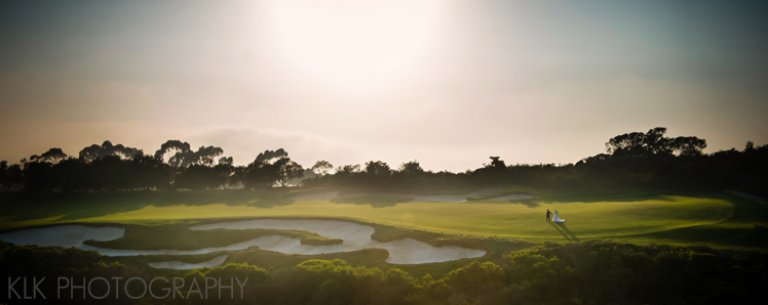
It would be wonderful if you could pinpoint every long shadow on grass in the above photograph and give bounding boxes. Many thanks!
[511,200,540,208]
[331,194,410,207]
[550,222,579,241]
[534,188,733,204]
[0,190,296,222]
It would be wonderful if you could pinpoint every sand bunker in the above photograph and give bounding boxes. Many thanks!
[191,219,486,264]
[0,219,485,269]
[0,225,124,248]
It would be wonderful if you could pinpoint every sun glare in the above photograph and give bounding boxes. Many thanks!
[260,0,441,93]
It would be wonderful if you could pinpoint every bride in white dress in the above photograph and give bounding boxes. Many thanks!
[552,210,566,223]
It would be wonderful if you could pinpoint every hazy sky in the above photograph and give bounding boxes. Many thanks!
[1,0,767,171]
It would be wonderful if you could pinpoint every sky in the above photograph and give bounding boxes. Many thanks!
[1,0,767,171]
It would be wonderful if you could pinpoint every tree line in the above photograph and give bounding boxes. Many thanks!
[1,127,766,195]
[0,140,305,191]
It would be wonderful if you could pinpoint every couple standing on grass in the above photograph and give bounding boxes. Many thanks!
[545,209,566,223]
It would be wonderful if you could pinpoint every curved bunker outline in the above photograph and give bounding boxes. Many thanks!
[0,219,486,269]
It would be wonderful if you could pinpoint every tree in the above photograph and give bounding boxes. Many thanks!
[606,131,654,156]
[642,127,672,155]
[437,261,506,304]
[606,127,706,157]
[218,156,234,166]
[0,161,7,190]
[175,164,228,190]
[154,140,193,168]
[192,146,224,166]
[30,148,67,164]
[3,163,22,190]
[487,156,507,169]
[364,160,392,176]
[671,136,707,156]
[277,159,304,187]
[398,160,424,175]
[79,141,143,163]
[245,148,303,188]
[311,160,334,176]
[337,164,361,174]
[746,141,755,152]
[254,148,289,165]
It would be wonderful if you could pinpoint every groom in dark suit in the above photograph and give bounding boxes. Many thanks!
[545,209,552,223]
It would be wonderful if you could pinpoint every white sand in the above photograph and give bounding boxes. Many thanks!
[1,219,486,268]
[81,235,307,256]
[0,225,124,248]
[191,219,486,264]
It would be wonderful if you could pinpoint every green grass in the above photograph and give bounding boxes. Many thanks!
[68,196,728,241]
[0,190,298,226]
[3,189,766,277]
[2,189,765,250]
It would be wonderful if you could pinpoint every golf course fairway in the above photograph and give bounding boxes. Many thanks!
[51,195,733,243]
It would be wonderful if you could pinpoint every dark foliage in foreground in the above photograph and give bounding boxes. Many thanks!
[2,241,766,305]
[1,128,767,195]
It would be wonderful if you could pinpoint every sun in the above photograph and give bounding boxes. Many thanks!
[260,0,441,93]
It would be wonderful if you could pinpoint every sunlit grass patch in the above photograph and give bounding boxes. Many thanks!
[63,196,732,244]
